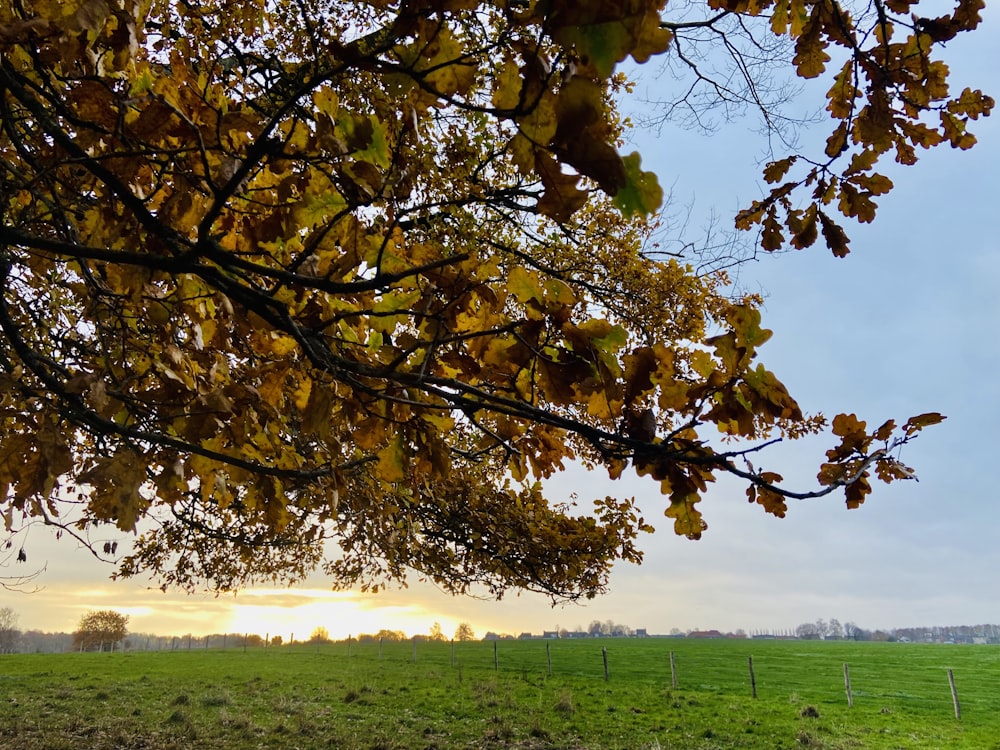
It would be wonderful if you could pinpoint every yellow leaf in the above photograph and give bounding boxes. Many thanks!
[377,432,407,483]
[664,493,706,539]
[258,367,290,408]
[292,374,312,411]
[770,0,789,34]
[492,55,522,111]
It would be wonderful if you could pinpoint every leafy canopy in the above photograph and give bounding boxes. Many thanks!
[0,0,987,600]
[72,609,129,650]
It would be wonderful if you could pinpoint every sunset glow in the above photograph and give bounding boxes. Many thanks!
[223,589,460,641]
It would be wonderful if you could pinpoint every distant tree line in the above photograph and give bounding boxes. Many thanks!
[792,619,1000,644]
[3,604,999,652]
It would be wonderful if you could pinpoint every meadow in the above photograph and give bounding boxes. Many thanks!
[2,637,999,749]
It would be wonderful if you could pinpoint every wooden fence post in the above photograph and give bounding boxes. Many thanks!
[378,637,383,660]
[947,669,961,720]
[748,656,757,699]
[602,646,609,682]
[843,663,854,708]
[546,641,552,677]
[494,640,499,672]
[451,638,455,667]
[412,636,417,663]
[669,651,677,689]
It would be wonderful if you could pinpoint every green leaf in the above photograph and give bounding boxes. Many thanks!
[556,23,632,78]
[508,267,544,304]
[612,152,662,217]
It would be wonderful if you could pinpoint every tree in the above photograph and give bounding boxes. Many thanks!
[843,621,868,641]
[610,622,633,637]
[429,622,447,642]
[72,610,129,652]
[309,626,331,643]
[0,1,988,601]
[795,621,820,639]
[0,606,20,653]
[454,622,476,642]
[827,618,844,639]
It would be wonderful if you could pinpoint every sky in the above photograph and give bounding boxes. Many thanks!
[3,5,998,642]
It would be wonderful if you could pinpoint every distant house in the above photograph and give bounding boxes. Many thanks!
[542,631,559,639]
[687,629,724,639]
[518,632,536,640]
[567,631,588,639]
[635,629,648,638]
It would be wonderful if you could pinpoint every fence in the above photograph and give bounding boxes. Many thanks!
[62,635,1000,720]
[282,637,1000,720]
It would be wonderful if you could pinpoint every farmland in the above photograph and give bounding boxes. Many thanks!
[2,638,998,749]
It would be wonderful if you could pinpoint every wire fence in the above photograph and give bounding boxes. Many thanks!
[282,638,999,720]
[76,635,1000,721]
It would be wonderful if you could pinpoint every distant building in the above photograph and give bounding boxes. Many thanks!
[687,629,724,639]
[635,628,648,638]
[518,632,536,640]
[542,631,559,639]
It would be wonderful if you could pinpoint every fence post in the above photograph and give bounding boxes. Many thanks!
[843,663,854,708]
[451,638,455,667]
[494,640,499,672]
[412,636,417,663]
[379,637,383,660]
[748,656,757,699]
[546,641,552,677]
[947,669,961,720]
[348,635,352,658]
[602,646,609,682]
[669,651,677,689]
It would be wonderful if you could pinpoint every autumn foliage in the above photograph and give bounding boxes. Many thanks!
[72,609,129,652]
[0,0,987,599]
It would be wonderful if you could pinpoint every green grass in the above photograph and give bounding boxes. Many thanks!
[2,639,998,749]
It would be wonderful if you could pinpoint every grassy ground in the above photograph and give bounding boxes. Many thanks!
[1,639,998,749]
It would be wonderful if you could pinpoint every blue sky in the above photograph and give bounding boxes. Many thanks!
[4,6,998,641]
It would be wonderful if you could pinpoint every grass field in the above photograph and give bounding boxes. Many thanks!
[2,638,998,749]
